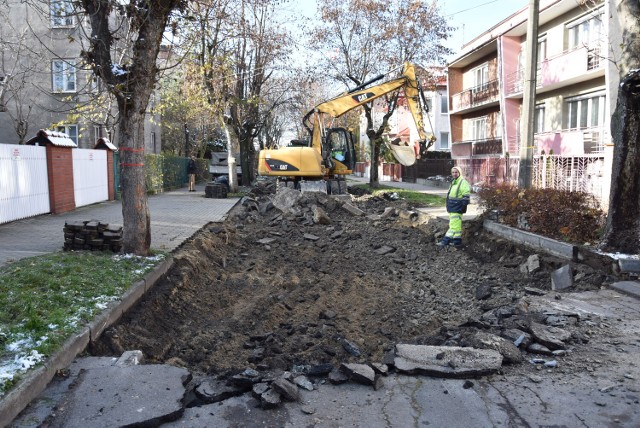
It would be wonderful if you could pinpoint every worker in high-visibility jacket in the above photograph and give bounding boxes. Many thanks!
[437,166,471,247]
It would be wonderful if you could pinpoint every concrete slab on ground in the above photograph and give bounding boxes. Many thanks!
[13,288,640,427]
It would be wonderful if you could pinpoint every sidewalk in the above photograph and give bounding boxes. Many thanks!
[0,184,239,267]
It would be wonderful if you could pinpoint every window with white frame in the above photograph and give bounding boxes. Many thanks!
[57,124,78,145]
[440,93,448,113]
[537,35,547,62]
[94,125,106,142]
[565,92,605,130]
[534,105,545,133]
[472,64,489,92]
[52,59,77,92]
[567,9,603,50]
[439,132,449,150]
[471,117,487,141]
[50,0,76,27]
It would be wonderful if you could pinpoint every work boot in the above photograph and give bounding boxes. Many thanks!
[436,237,451,247]
[452,238,463,248]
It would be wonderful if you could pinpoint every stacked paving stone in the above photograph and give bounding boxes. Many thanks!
[63,220,123,252]
[205,183,228,198]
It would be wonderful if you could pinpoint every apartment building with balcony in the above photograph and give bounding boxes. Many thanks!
[354,68,446,159]
[0,0,161,151]
[356,69,451,181]
[447,0,618,207]
[376,75,450,152]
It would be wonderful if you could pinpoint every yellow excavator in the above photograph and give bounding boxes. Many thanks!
[257,62,436,193]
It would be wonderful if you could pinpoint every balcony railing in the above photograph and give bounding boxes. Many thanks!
[451,137,503,158]
[504,42,605,97]
[451,79,500,112]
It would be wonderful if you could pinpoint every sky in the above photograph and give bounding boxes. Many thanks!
[441,0,529,55]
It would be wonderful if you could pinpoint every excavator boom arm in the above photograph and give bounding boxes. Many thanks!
[304,63,432,146]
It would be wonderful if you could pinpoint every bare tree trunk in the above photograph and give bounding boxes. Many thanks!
[239,137,254,186]
[119,110,150,255]
[601,70,640,253]
[600,0,640,253]
[221,115,238,193]
[368,135,381,188]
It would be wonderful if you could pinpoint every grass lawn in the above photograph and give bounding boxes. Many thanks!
[350,183,446,206]
[0,251,165,397]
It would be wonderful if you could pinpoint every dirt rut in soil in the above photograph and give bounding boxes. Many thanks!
[90,187,608,377]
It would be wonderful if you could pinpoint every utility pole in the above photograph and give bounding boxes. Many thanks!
[518,0,540,189]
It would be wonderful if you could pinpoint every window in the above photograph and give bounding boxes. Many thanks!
[567,10,603,50]
[472,65,489,92]
[57,124,78,145]
[151,132,157,153]
[537,35,547,62]
[52,59,77,92]
[534,105,545,133]
[566,92,605,130]
[440,94,448,113]
[94,126,107,142]
[439,132,449,150]
[568,9,604,69]
[50,0,75,27]
[472,117,487,140]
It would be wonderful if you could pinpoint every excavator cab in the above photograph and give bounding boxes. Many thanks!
[325,128,356,172]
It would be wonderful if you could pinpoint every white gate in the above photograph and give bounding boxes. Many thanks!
[73,149,108,207]
[0,144,50,224]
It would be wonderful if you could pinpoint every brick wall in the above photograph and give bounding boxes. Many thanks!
[46,145,76,214]
[106,150,115,201]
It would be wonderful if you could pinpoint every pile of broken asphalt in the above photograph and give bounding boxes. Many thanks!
[7,182,640,427]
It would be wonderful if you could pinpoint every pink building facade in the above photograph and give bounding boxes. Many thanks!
[447,0,620,208]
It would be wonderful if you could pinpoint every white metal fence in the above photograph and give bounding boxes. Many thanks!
[0,144,50,224]
[73,149,108,207]
[532,154,605,206]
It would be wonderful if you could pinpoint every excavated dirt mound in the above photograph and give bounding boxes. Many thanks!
[90,182,612,379]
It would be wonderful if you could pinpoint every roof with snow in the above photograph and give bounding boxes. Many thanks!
[94,138,117,151]
[25,129,77,148]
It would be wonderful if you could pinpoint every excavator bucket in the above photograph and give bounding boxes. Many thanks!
[299,180,328,194]
[387,144,417,166]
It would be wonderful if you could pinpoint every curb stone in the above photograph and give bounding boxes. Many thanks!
[0,257,174,427]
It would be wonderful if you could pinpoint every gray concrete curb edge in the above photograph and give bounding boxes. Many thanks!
[0,257,175,427]
[483,220,640,300]
[483,219,575,260]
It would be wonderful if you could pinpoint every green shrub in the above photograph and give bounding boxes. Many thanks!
[477,183,605,244]
[144,154,164,194]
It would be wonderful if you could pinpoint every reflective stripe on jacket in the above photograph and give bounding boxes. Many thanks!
[448,177,471,199]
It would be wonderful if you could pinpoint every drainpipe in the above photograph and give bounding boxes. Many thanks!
[518,0,539,189]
